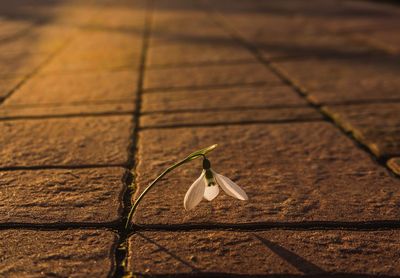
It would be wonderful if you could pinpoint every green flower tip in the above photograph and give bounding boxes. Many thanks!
[187,144,218,159]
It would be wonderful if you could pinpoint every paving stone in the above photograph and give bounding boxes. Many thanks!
[39,32,142,74]
[147,42,255,67]
[41,49,141,73]
[151,8,229,42]
[0,77,23,100]
[0,19,32,41]
[4,71,139,106]
[0,229,117,277]
[361,29,400,54]
[84,7,145,31]
[0,103,135,119]
[0,167,126,224]
[258,35,377,60]
[0,115,132,168]
[323,103,400,158]
[0,53,48,78]
[128,230,400,276]
[142,85,308,113]
[0,26,71,55]
[273,57,400,104]
[218,10,380,60]
[388,158,400,176]
[141,107,322,128]
[144,62,282,91]
[132,122,400,226]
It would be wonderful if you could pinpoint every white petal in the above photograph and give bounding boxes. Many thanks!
[184,172,206,210]
[214,171,248,200]
[203,184,220,201]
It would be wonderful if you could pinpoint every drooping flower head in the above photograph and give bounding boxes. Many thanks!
[184,158,248,210]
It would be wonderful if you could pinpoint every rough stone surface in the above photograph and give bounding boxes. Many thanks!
[147,42,255,67]
[274,57,400,105]
[142,85,308,113]
[4,71,139,106]
[0,167,126,224]
[140,107,322,128]
[0,229,118,277]
[0,116,132,168]
[40,32,142,74]
[0,53,48,78]
[0,78,23,100]
[128,230,400,276]
[323,103,400,158]
[132,122,400,226]
[388,158,400,176]
[144,62,282,91]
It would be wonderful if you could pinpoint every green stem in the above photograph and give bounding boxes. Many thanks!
[125,144,218,229]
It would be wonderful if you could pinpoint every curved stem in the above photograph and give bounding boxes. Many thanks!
[125,144,217,229]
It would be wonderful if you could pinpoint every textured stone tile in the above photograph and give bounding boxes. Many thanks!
[40,33,142,74]
[0,103,135,119]
[144,62,282,91]
[147,42,255,67]
[365,30,400,54]
[0,168,126,224]
[41,49,141,73]
[128,230,400,276]
[0,115,132,168]
[0,53,48,78]
[0,229,117,277]
[132,122,400,226]
[0,77,23,100]
[0,20,32,42]
[141,107,322,128]
[0,26,70,55]
[4,71,138,106]
[388,158,400,176]
[151,8,229,45]
[323,103,400,158]
[256,33,376,60]
[274,57,400,105]
[84,7,145,31]
[142,85,308,113]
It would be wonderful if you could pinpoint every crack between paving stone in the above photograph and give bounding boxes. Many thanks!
[0,111,135,121]
[112,1,154,278]
[201,2,400,178]
[141,104,312,115]
[142,81,278,93]
[0,164,127,171]
[146,58,258,69]
[3,98,135,108]
[130,220,400,232]
[125,274,395,278]
[139,118,325,130]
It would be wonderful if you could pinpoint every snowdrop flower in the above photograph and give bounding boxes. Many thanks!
[184,158,248,210]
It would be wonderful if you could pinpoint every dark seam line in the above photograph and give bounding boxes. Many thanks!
[130,220,400,232]
[2,220,400,232]
[3,98,135,108]
[141,104,312,115]
[0,164,127,171]
[0,111,134,121]
[318,98,400,106]
[139,118,324,130]
[142,81,281,93]
[112,1,155,278]
[146,58,257,69]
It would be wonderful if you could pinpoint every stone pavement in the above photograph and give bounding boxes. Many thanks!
[0,0,400,277]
